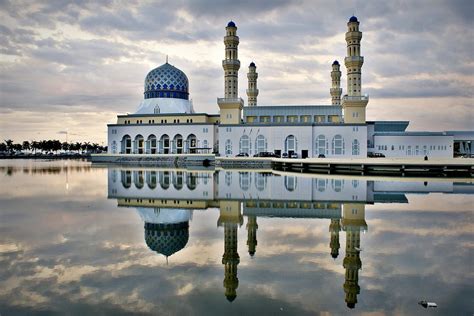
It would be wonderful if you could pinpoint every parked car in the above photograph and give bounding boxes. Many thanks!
[235,153,249,157]
[253,152,280,158]
[282,153,288,158]
[318,154,326,158]
[289,152,299,159]
[368,152,385,158]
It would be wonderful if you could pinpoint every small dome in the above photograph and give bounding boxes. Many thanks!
[332,60,339,66]
[144,63,189,100]
[144,222,189,257]
[349,16,358,23]
[249,62,256,67]
[226,294,237,302]
[227,21,236,27]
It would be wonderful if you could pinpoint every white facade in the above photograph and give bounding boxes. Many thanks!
[219,124,367,158]
[108,123,216,154]
[373,134,453,158]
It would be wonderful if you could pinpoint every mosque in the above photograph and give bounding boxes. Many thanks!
[106,17,473,159]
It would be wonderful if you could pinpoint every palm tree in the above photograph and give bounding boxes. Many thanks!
[4,139,14,153]
[22,141,30,152]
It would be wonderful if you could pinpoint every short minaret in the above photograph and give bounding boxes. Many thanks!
[218,21,244,125]
[330,60,342,105]
[342,16,369,124]
[246,62,259,107]
[246,215,258,256]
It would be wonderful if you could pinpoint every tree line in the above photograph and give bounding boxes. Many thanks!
[0,139,107,154]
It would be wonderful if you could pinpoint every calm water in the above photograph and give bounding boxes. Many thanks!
[0,160,473,315]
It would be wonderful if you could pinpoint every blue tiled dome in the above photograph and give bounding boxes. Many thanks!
[349,16,358,23]
[144,63,189,100]
[249,62,256,67]
[144,222,189,257]
[227,21,236,27]
[332,60,339,65]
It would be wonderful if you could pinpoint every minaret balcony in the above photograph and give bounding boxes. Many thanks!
[344,56,364,64]
[342,95,369,102]
[222,59,241,68]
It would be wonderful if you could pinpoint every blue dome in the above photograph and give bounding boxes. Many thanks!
[249,62,255,67]
[227,21,236,27]
[144,222,189,257]
[349,16,358,23]
[144,63,189,100]
[332,60,339,65]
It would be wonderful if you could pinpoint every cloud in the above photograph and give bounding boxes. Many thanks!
[0,0,473,142]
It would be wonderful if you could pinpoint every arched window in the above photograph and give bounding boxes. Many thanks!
[352,180,359,188]
[147,171,157,189]
[121,135,132,154]
[255,172,267,191]
[148,135,157,154]
[331,179,344,192]
[239,172,251,191]
[159,171,170,190]
[186,172,197,190]
[225,139,232,156]
[187,134,197,154]
[316,179,326,192]
[173,171,183,190]
[160,134,170,154]
[255,135,267,154]
[154,105,160,114]
[173,134,183,154]
[352,139,360,156]
[134,135,144,154]
[203,140,208,153]
[332,135,345,155]
[284,176,297,191]
[285,135,297,154]
[121,170,131,188]
[239,135,251,155]
[316,135,327,156]
[225,171,232,186]
[134,171,144,189]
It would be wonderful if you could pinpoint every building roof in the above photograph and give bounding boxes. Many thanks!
[368,121,409,132]
[374,131,449,137]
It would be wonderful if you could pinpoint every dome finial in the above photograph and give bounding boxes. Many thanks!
[166,55,168,64]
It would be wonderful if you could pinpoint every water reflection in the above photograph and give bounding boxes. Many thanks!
[108,168,473,308]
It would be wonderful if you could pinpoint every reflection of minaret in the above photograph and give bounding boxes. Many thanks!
[329,218,341,259]
[246,215,258,256]
[342,203,367,309]
[218,201,243,302]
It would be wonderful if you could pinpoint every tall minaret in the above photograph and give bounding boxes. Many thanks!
[218,21,244,125]
[246,215,258,256]
[218,200,243,302]
[342,16,369,124]
[342,203,368,309]
[329,218,341,259]
[330,60,342,105]
[246,62,259,107]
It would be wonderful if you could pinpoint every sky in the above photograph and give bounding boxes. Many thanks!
[0,0,473,144]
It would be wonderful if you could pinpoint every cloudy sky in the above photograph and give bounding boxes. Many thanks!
[0,0,472,143]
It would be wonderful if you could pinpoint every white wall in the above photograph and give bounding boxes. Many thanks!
[373,135,453,158]
[218,124,367,158]
[108,124,216,154]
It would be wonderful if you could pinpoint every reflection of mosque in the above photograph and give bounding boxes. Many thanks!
[108,168,472,308]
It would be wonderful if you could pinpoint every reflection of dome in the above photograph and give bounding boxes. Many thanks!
[144,63,189,100]
[145,222,189,257]
[347,302,355,309]
[226,294,237,302]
